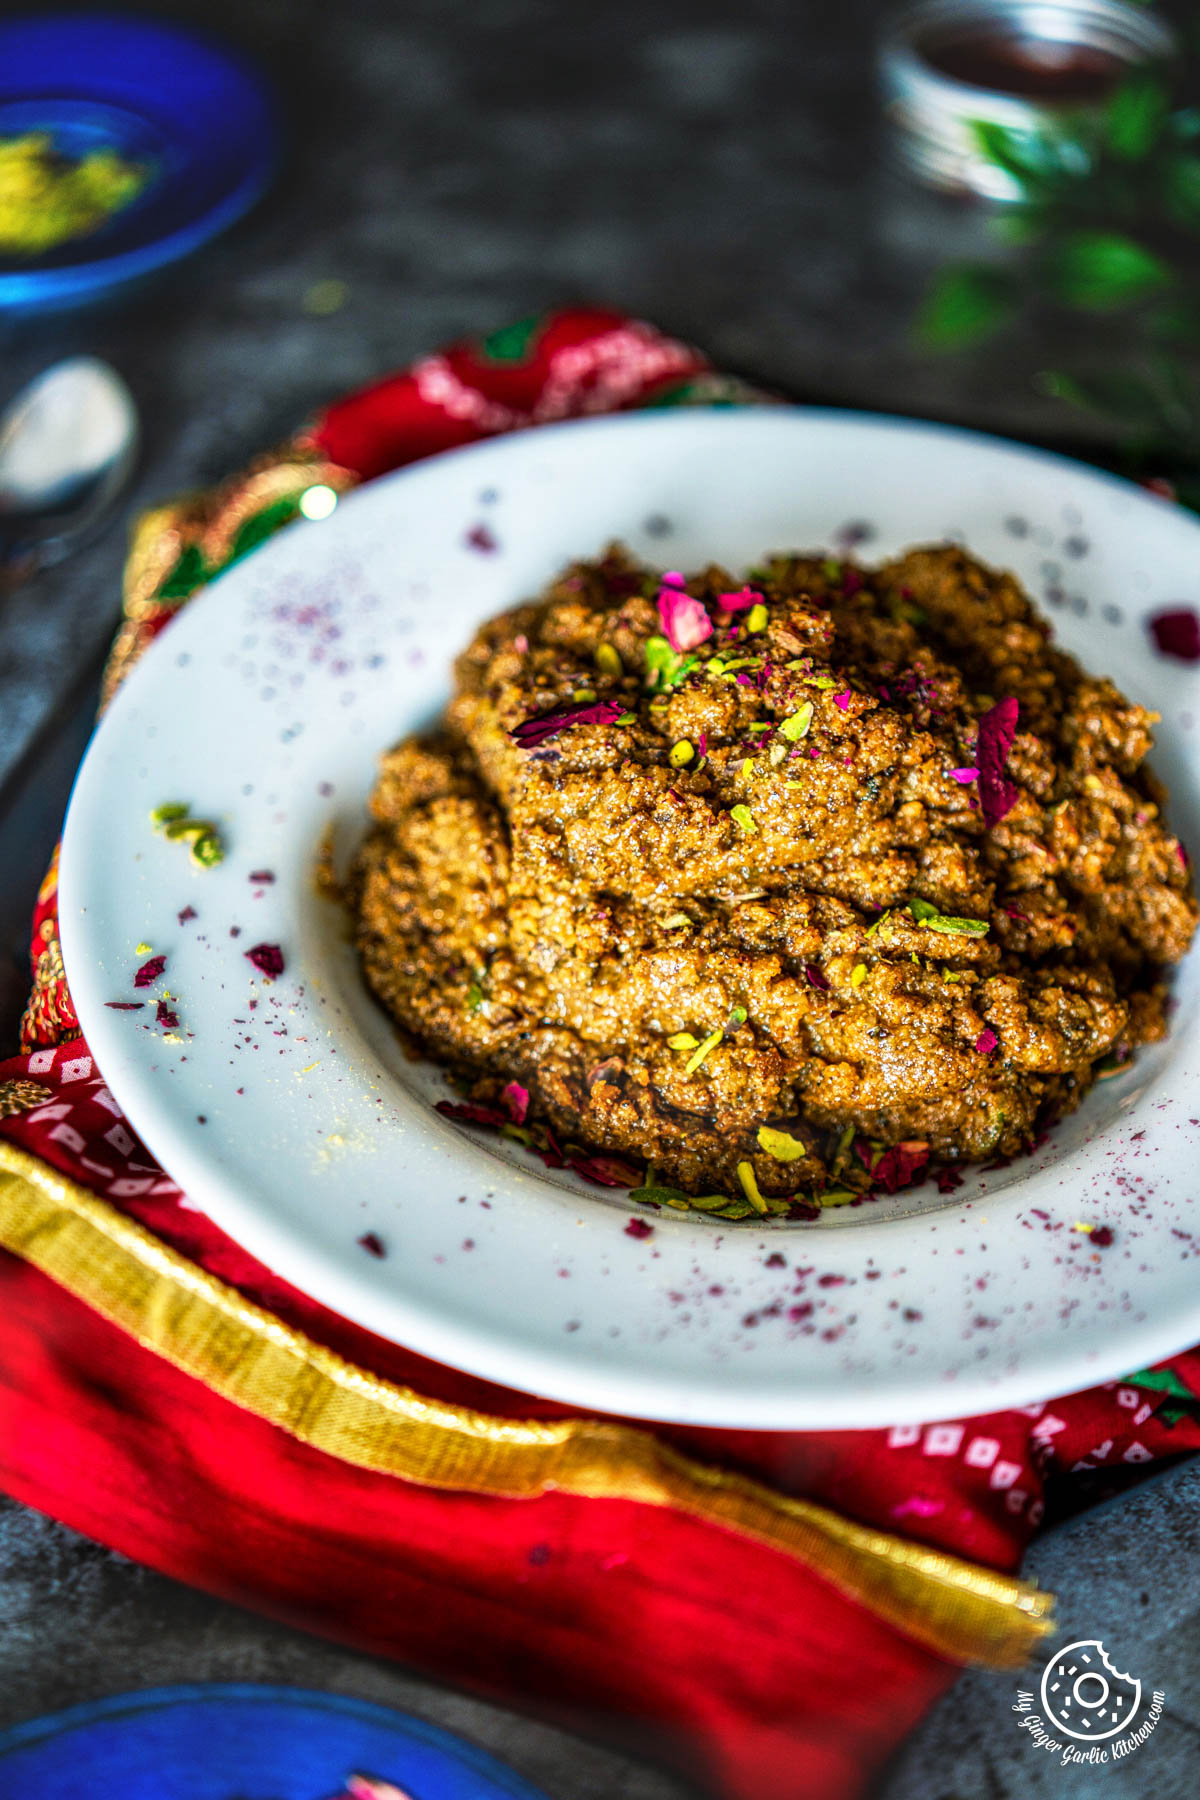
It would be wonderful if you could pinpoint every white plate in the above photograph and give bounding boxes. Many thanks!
[60,409,1200,1428]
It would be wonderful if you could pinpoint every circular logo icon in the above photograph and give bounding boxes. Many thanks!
[1039,1639,1142,1741]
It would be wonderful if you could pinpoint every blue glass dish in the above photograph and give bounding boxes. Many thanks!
[0,12,278,311]
[0,1683,553,1799]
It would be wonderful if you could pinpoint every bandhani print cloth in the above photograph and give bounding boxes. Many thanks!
[3,308,1200,1800]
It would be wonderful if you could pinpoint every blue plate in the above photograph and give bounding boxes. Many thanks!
[0,12,278,311]
[0,1684,553,1799]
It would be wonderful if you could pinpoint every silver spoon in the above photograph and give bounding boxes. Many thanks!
[0,356,138,586]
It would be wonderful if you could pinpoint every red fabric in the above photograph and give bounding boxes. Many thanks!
[4,312,1199,1799]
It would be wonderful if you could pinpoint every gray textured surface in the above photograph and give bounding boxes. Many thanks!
[1,0,1198,1794]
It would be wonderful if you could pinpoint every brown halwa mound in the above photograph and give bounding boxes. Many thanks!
[351,544,1196,1214]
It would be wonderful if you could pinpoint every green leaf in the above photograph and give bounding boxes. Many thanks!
[1162,152,1200,228]
[916,265,1017,350]
[1045,231,1172,310]
[1106,72,1170,162]
[1038,366,1170,434]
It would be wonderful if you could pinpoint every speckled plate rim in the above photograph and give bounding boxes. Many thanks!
[59,407,1200,1429]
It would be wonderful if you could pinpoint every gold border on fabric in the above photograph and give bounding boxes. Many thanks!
[0,1141,1054,1669]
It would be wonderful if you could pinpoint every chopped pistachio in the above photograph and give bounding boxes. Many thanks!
[730,804,757,835]
[850,963,867,988]
[780,702,814,741]
[728,1004,748,1027]
[466,982,484,1013]
[669,738,695,767]
[816,1188,858,1207]
[573,687,597,703]
[662,913,692,929]
[757,1124,806,1162]
[745,602,769,633]
[668,1031,699,1051]
[684,1027,723,1075]
[736,1160,769,1214]
[150,802,189,826]
[595,642,622,676]
[615,711,638,725]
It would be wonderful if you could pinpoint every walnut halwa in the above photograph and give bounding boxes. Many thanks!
[351,545,1196,1219]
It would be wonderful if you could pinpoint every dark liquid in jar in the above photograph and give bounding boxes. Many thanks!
[923,30,1129,103]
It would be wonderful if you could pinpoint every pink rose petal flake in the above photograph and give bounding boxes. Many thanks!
[657,585,712,652]
[511,698,624,749]
[976,697,1020,828]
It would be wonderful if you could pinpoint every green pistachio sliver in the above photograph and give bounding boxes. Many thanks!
[757,1124,806,1162]
[595,642,622,676]
[729,804,757,835]
[924,914,989,937]
[745,603,769,633]
[780,702,814,741]
[686,1190,741,1213]
[728,1004,748,1027]
[684,1027,723,1075]
[713,1198,757,1220]
[736,1160,769,1214]
[811,676,838,690]
[627,1183,689,1206]
[668,1031,699,1051]
[150,802,189,826]
[191,832,224,868]
[662,913,692,929]
[466,981,484,1012]
[816,1188,858,1207]
[669,738,695,767]
[615,711,638,725]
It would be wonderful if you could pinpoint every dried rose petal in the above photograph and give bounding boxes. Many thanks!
[949,767,978,784]
[624,1216,654,1239]
[248,869,275,884]
[1090,1225,1114,1248]
[568,1150,643,1187]
[502,1080,529,1124]
[717,585,764,613]
[134,955,166,988]
[435,1099,508,1128]
[657,585,712,652]
[976,697,1020,828]
[156,1000,179,1028]
[465,522,498,554]
[511,698,624,749]
[935,1166,964,1193]
[871,1140,930,1194]
[804,963,831,991]
[1148,607,1200,662]
[356,1234,387,1260]
[974,1027,998,1055]
[832,690,852,712]
[105,1001,145,1011]
[177,905,197,924]
[244,942,284,978]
